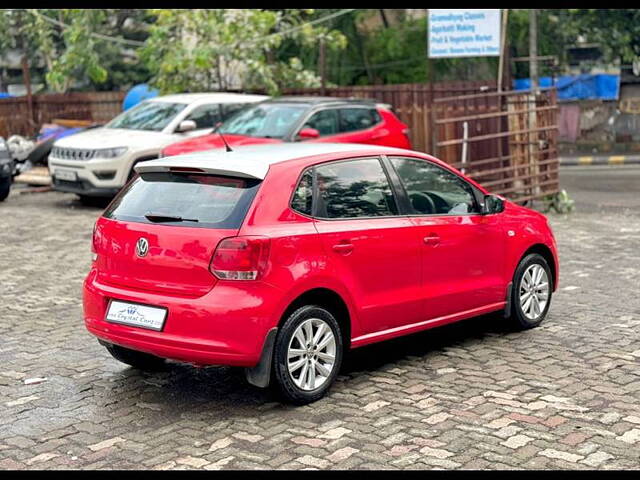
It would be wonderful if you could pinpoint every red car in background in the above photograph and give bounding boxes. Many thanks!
[160,97,412,156]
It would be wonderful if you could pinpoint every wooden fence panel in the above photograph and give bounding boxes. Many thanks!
[282,80,497,154]
[434,88,559,203]
[0,91,125,139]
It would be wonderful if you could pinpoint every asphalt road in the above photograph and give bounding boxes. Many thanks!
[559,165,640,216]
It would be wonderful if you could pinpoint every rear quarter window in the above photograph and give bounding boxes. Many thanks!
[338,108,381,133]
[104,172,261,229]
[291,170,313,216]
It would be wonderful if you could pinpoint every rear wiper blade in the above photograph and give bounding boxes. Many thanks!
[144,212,199,223]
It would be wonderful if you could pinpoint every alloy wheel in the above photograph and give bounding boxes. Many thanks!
[519,263,550,320]
[287,318,336,391]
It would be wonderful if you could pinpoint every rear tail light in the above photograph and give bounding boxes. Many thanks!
[91,222,98,261]
[210,236,271,280]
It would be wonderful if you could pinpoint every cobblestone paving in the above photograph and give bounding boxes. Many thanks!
[1,185,639,470]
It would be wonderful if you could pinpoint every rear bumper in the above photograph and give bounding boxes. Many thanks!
[83,268,283,367]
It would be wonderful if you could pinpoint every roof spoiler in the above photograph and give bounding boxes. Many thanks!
[134,157,268,180]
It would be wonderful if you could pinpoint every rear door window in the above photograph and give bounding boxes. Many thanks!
[315,158,398,218]
[303,109,339,136]
[338,108,380,133]
[104,172,261,229]
[184,104,222,129]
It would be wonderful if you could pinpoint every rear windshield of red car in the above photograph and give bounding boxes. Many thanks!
[103,172,261,229]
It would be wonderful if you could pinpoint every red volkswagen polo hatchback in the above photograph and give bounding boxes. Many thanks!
[83,143,558,404]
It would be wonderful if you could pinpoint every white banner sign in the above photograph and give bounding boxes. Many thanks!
[428,9,501,58]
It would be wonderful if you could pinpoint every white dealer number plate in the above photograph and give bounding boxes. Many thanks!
[55,169,78,181]
[105,300,167,331]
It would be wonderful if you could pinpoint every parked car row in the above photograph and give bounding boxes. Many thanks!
[47,93,412,205]
[48,93,268,203]
[37,92,559,405]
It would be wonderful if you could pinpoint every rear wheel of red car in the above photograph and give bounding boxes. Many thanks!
[508,253,553,329]
[273,305,343,405]
[103,343,166,371]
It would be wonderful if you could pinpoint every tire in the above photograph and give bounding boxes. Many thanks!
[103,342,166,371]
[272,305,343,405]
[507,253,553,329]
[0,176,10,202]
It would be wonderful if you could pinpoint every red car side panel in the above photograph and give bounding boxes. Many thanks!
[162,133,283,157]
[160,108,411,156]
[311,108,411,149]
[409,214,507,320]
[239,158,366,339]
[313,216,424,334]
[500,201,559,291]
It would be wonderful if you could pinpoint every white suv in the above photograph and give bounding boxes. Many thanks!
[48,92,267,202]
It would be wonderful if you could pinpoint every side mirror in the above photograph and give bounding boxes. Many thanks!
[482,194,505,215]
[176,120,197,133]
[297,127,320,140]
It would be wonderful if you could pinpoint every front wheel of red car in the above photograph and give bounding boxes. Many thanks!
[272,305,343,405]
[508,253,553,330]
[103,342,166,371]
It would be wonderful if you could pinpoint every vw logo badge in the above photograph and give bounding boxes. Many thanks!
[136,237,149,257]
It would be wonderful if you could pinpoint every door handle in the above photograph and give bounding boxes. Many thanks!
[423,233,440,246]
[332,243,354,255]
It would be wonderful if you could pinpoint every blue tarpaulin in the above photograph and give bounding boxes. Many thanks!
[514,74,620,101]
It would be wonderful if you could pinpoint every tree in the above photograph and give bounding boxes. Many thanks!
[506,10,568,78]
[140,9,347,95]
[0,10,57,91]
[44,10,109,92]
[0,9,152,93]
[562,9,640,65]
[320,9,498,85]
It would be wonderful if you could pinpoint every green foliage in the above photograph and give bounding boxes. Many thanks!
[507,10,568,78]
[46,10,108,92]
[0,9,153,92]
[140,9,347,95]
[5,8,640,94]
[357,14,427,84]
[562,9,640,64]
[317,10,498,86]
